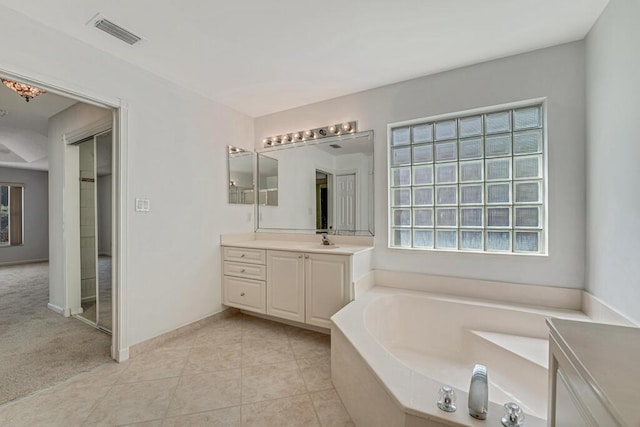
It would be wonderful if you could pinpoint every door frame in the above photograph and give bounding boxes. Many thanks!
[314,168,333,232]
[0,66,130,362]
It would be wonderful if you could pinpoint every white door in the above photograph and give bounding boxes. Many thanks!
[305,253,350,328]
[335,174,356,232]
[266,250,305,322]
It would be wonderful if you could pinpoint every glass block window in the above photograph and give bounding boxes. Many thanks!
[389,103,545,253]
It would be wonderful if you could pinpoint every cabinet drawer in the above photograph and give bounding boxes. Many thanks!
[223,276,266,314]
[224,261,266,281]
[223,247,266,265]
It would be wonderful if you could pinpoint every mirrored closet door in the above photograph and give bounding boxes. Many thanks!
[78,130,113,333]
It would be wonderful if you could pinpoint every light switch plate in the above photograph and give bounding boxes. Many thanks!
[135,198,150,212]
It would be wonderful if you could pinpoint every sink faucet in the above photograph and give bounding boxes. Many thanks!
[321,233,332,245]
[468,364,488,420]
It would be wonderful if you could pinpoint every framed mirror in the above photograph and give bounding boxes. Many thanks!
[257,130,374,235]
[257,155,278,206]
[227,146,254,204]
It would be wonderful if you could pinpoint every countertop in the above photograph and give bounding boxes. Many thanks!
[221,239,373,255]
[547,318,640,427]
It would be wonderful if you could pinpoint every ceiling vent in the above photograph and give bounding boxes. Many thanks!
[94,16,141,45]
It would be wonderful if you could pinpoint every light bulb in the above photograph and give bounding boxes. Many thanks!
[294,132,303,140]
[304,130,315,138]
[341,122,353,132]
[282,134,292,142]
[329,125,339,134]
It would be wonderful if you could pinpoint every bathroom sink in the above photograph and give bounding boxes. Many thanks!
[315,245,340,249]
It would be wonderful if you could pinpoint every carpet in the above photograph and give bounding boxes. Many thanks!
[0,262,112,405]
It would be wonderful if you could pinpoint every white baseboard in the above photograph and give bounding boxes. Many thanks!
[114,346,129,362]
[582,292,638,326]
[47,302,66,315]
[0,258,48,267]
[48,303,84,317]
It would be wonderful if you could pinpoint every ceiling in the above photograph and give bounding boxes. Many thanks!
[0,84,77,170]
[0,0,609,118]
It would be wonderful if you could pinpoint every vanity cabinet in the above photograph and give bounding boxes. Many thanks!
[266,250,350,328]
[222,247,266,314]
[222,241,371,329]
[547,318,640,427]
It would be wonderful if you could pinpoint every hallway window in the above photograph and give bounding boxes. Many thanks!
[388,102,546,254]
[0,184,24,246]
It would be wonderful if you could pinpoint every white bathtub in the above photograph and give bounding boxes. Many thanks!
[331,286,590,427]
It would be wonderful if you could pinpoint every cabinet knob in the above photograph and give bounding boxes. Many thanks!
[304,255,309,259]
[241,269,246,273]
[240,292,245,297]
[240,254,245,258]
[298,255,303,259]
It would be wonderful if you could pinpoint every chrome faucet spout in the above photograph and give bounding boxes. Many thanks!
[468,364,488,420]
[321,233,332,245]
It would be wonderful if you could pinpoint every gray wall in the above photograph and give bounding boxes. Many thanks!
[256,41,587,289]
[586,0,640,323]
[0,167,48,264]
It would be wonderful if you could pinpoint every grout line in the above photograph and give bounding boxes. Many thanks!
[307,390,324,427]
[79,380,118,425]
[162,405,243,423]
[240,313,247,424]
[160,327,198,421]
[332,386,355,425]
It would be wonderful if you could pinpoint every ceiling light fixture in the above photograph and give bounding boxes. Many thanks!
[263,121,357,148]
[1,79,46,102]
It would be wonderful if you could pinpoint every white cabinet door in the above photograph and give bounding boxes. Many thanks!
[267,250,305,323]
[305,253,351,328]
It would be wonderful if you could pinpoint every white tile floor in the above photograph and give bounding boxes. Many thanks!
[0,314,354,426]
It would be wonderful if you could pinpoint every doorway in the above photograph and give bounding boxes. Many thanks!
[77,130,113,333]
[315,170,332,231]
[1,65,127,362]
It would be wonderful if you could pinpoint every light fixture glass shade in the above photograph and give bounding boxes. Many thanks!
[1,79,46,102]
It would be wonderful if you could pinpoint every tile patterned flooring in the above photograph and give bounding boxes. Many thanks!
[0,314,354,426]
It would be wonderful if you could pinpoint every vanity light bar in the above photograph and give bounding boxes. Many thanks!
[262,121,357,148]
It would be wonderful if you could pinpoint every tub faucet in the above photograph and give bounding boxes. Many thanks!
[468,364,488,420]
[321,233,332,245]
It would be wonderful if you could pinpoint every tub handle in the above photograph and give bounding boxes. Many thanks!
[501,402,525,427]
